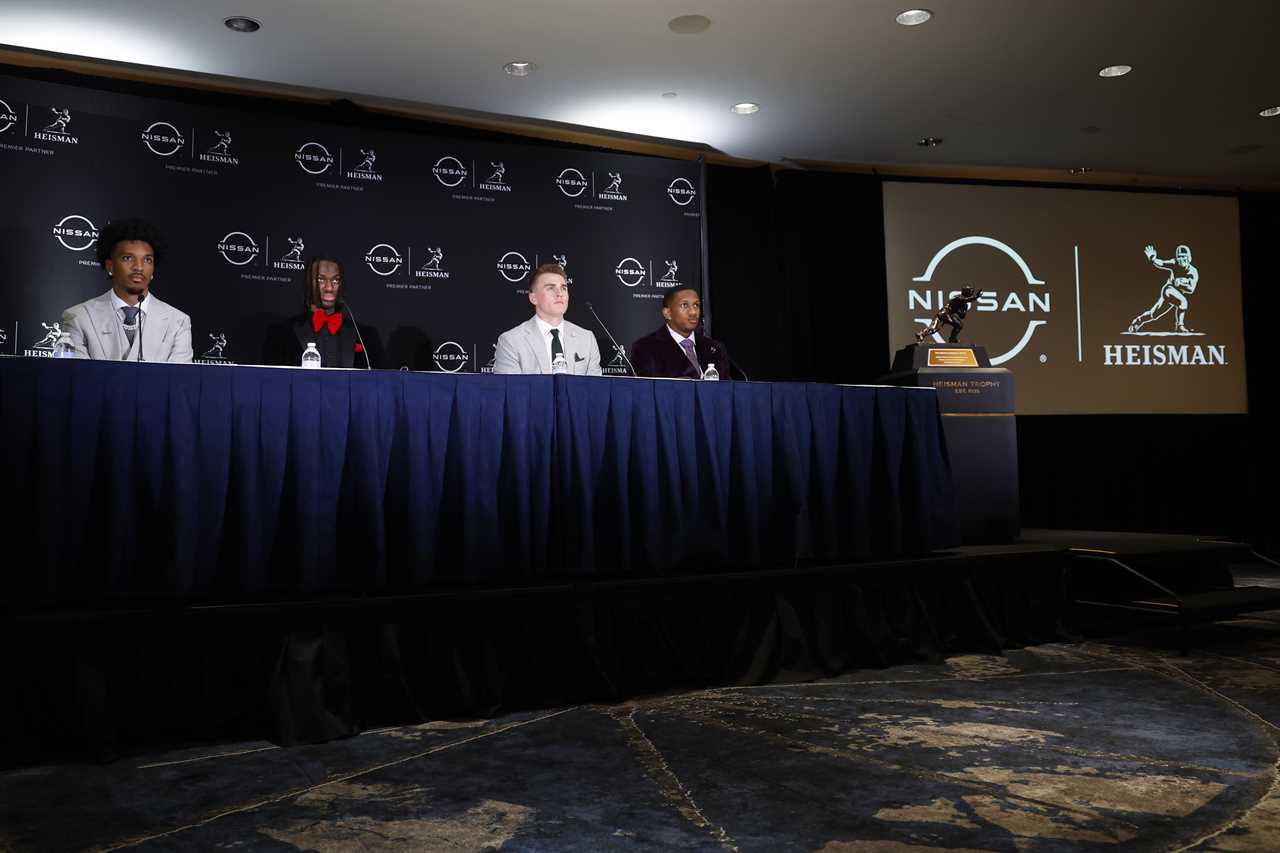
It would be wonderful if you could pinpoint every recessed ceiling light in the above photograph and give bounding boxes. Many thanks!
[916,136,943,147]
[1260,106,1280,118]
[661,91,678,99]
[730,102,759,115]
[224,16,261,33]
[503,61,537,77]
[668,14,712,34]
[1068,167,1092,175]
[895,9,932,26]
[1098,64,1132,78]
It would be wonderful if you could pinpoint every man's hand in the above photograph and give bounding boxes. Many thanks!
[1143,244,1157,261]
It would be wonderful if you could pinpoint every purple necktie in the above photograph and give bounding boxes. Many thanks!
[679,337,701,375]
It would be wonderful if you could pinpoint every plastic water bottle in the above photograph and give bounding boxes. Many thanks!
[551,352,568,375]
[702,362,719,381]
[52,332,79,359]
[301,342,322,369]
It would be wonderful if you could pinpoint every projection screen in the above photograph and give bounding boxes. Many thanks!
[883,181,1247,415]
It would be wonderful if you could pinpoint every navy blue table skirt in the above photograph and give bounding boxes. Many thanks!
[0,359,958,610]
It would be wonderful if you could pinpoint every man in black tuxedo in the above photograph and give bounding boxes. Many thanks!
[262,255,383,368]
[629,286,740,379]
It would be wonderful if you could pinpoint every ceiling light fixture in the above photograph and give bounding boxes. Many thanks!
[895,9,933,26]
[916,136,943,147]
[1260,106,1280,118]
[668,15,712,34]
[224,16,261,33]
[503,61,537,77]
[1098,64,1132,78]
[730,102,759,115]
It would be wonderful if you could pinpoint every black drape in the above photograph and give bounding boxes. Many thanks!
[1240,193,1280,555]
[705,164,778,382]
[706,167,889,385]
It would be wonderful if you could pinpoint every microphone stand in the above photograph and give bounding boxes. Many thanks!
[341,301,373,369]
[584,301,637,377]
[135,291,146,362]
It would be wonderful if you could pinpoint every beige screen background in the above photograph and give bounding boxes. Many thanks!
[883,182,1247,415]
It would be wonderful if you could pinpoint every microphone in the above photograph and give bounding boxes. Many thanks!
[584,301,637,377]
[135,291,146,362]
[341,300,373,369]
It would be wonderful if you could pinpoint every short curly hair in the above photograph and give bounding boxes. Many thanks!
[96,218,167,266]
[662,286,700,310]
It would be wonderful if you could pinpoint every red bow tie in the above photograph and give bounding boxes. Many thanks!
[312,309,343,335]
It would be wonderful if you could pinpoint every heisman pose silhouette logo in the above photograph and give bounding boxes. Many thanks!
[203,333,227,359]
[1126,243,1201,335]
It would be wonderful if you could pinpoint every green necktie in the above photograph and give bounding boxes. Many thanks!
[550,328,563,362]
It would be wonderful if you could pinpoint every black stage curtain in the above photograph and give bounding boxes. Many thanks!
[1240,193,1280,556]
[706,167,889,385]
[705,164,777,381]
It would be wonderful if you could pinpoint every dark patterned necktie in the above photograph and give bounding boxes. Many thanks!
[121,305,140,345]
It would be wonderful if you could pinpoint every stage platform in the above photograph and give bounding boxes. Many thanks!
[6,528,1278,767]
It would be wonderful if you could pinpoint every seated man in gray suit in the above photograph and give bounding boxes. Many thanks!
[61,217,193,362]
[493,262,601,375]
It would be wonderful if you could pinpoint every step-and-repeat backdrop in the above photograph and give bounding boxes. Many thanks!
[0,74,704,371]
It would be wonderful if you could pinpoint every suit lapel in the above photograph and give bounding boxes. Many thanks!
[292,315,312,358]
[565,324,588,375]
[87,293,122,360]
[141,300,169,363]
[695,335,717,377]
[524,318,550,373]
[337,319,356,368]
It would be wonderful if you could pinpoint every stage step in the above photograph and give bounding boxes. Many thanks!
[1077,583,1280,621]
[1063,540,1280,643]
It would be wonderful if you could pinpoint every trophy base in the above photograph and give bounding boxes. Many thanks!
[882,343,1019,546]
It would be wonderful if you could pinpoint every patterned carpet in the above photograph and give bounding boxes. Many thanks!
[5,615,1280,852]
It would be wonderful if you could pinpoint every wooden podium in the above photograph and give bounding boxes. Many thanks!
[884,343,1020,545]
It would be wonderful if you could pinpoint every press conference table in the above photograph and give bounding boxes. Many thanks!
[0,358,958,611]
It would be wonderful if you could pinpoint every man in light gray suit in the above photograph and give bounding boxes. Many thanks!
[493,262,601,376]
[61,218,193,363]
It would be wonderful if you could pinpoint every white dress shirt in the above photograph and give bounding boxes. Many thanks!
[535,315,567,367]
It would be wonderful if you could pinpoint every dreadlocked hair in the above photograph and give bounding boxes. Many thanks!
[304,255,344,312]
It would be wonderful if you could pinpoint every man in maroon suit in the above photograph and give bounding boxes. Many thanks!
[628,286,740,380]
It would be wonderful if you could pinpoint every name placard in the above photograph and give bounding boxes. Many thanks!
[926,348,979,368]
